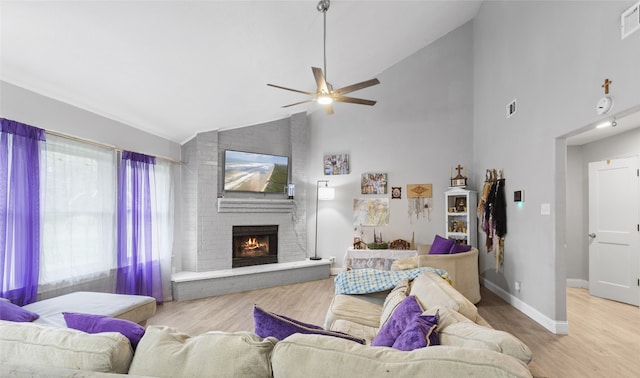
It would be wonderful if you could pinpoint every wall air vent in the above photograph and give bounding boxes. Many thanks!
[506,99,517,119]
[621,1,640,40]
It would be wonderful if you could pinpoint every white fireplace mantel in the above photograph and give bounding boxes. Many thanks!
[217,198,295,213]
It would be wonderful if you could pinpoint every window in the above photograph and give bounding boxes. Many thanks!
[40,135,117,288]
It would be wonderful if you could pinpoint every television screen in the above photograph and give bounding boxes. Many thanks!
[224,150,289,193]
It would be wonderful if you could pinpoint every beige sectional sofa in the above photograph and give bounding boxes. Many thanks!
[1,272,533,377]
[391,244,481,304]
[325,271,533,376]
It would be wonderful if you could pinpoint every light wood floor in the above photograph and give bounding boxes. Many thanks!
[148,279,640,378]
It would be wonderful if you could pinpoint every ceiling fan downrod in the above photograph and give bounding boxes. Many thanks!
[317,0,330,85]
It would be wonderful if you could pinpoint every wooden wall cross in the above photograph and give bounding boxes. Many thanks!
[602,78,612,94]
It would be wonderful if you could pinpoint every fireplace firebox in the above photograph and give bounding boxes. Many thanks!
[232,225,278,268]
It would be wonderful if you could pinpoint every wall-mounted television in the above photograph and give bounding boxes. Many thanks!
[223,150,289,193]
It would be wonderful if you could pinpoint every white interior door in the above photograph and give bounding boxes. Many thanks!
[588,157,640,306]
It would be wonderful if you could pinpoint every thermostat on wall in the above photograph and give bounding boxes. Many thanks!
[514,190,524,203]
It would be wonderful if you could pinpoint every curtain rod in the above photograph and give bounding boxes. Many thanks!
[45,129,182,164]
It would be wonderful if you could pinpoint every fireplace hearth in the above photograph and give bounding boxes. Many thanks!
[232,225,278,268]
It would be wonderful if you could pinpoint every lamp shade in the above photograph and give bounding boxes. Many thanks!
[318,186,335,201]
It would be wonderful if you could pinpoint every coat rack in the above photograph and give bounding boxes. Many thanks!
[478,169,506,271]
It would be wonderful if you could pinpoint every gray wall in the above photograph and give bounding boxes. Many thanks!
[473,0,640,327]
[0,81,181,160]
[566,146,587,285]
[306,21,474,265]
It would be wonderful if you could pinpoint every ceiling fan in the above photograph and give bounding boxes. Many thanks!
[267,0,380,115]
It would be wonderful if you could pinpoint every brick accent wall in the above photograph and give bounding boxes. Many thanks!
[180,114,309,272]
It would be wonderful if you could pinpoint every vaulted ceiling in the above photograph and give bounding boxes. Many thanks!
[1,1,483,143]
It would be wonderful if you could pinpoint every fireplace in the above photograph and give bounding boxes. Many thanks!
[232,225,278,268]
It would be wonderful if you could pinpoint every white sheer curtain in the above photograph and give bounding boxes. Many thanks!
[39,134,117,294]
[151,160,174,300]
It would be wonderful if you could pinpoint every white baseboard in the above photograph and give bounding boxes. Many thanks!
[566,278,588,288]
[481,278,569,335]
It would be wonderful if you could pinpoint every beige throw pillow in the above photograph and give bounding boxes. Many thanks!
[379,278,410,328]
[422,305,474,331]
[128,326,277,377]
[439,322,533,364]
[410,272,478,322]
[271,333,534,378]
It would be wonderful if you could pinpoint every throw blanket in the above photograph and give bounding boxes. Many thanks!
[334,267,450,295]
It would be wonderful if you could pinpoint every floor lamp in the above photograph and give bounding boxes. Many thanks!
[311,180,335,260]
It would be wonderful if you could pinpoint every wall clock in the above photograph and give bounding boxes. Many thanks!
[596,96,613,115]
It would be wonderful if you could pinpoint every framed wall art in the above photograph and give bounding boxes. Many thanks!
[353,198,390,226]
[361,172,387,194]
[324,154,350,175]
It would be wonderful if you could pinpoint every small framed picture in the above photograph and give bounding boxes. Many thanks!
[391,187,402,199]
[361,173,387,194]
[324,154,350,175]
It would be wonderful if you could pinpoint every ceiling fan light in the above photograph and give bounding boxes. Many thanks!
[317,95,333,105]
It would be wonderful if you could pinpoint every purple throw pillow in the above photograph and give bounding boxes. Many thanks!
[253,305,365,344]
[449,243,472,254]
[392,313,440,351]
[63,312,145,349]
[371,295,423,347]
[0,301,39,322]
[429,235,455,254]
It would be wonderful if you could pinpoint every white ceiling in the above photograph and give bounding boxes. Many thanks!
[1,0,483,143]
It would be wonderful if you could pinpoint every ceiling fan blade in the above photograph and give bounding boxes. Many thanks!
[333,78,380,95]
[282,99,314,108]
[333,95,377,106]
[311,67,329,93]
[267,83,315,96]
[324,103,334,115]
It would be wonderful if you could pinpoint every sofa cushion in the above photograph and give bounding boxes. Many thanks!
[63,312,146,349]
[423,305,474,331]
[324,294,382,330]
[128,326,276,377]
[0,320,133,374]
[449,243,472,254]
[379,278,409,328]
[329,319,378,345]
[271,333,533,378]
[0,301,39,322]
[439,322,533,364]
[410,271,478,321]
[392,312,439,351]
[390,256,419,270]
[371,295,423,347]
[429,235,455,254]
[253,305,364,344]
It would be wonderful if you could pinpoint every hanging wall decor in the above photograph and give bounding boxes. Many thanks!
[477,169,507,272]
[361,173,387,194]
[391,187,402,199]
[324,154,350,175]
[406,184,433,222]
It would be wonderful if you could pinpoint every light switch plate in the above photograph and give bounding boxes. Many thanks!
[541,203,551,215]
